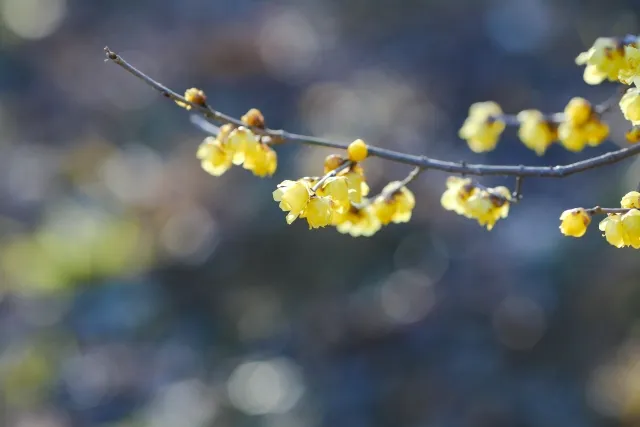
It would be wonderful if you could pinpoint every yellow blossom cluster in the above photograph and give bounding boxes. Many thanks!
[575,36,640,136]
[458,102,506,153]
[272,153,415,235]
[557,97,609,152]
[196,106,277,178]
[459,97,608,155]
[559,191,640,249]
[440,177,512,230]
[517,110,557,155]
[575,36,640,85]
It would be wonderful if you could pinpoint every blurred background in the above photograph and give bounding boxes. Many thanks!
[0,0,639,426]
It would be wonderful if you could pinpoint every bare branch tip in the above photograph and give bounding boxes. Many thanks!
[104,47,118,61]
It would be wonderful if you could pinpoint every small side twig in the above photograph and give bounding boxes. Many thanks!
[586,206,632,216]
[311,161,353,192]
[513,176,524,201]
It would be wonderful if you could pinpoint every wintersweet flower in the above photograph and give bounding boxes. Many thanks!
[458,102,506,153]
[464,187,511,231]
[564,97,593,126]
[599,214,627,248]
[622,209,640,248]
[300,196,333,229]
[517,109,556,155]
[626,126,640,143]
[557,97,609,151]
[196,137,233,176]
[583,120,610,146]
[343,170,369,203]
[597,209,640,248]
[273,180,311,224]
[371,182,415,225]
[620,88,640,125]
[618,44,640,85]
[441,178,511,230]
[243,143,277,177]
[227,127,260,165]
[575,37,626,85]
[317,176,350,214]
[621,191,640,209]
[559,208,591,237]
[440,177,474,215]
[334,205,381,237]
[558,122,589,152]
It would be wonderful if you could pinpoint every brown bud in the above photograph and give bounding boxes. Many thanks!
[184,88,207,106]
[241,108,266,129]
[324,154,345,174]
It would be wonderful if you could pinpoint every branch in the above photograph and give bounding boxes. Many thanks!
[586,206,631,215]
[104,47,640,179]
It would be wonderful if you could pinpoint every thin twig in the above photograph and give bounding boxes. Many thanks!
[513,176,524,201]
[104,47,640,179]
[586,206,632,215]
[375,166,423,202]
[396,167,423,188]
[311,161,353,192]
[494,86,623,124]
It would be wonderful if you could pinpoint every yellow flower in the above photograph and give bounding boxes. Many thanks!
[301,196,333,229]
[599,214,627,248]
[344,170,369,203]
[458,102,505,153]
[564,98,593,127]
[619,44,640,85]
[516,110,556,155]
[489,186,512,220]
[557,98,608,151]
[347,139,369,162]
[575,37,626,85]
[626,126,640,144]
[371,182,415,225]
[583,120,609,146]
[371,199,395,225]
[440,178,510,230]
[467,188,511,230]
[622,209,640,249]
[196,137,233,176]
[273,180,311,224]
[465,191,498,230]
[227,127,260,165]
[317,176,350,214]
[440,177,474,215]
[243,143,277,177]
[558,122,588,152]
[620,88,640,125]
[335,205,381,237]
[621,191,640,209]
[559,208,591,238]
